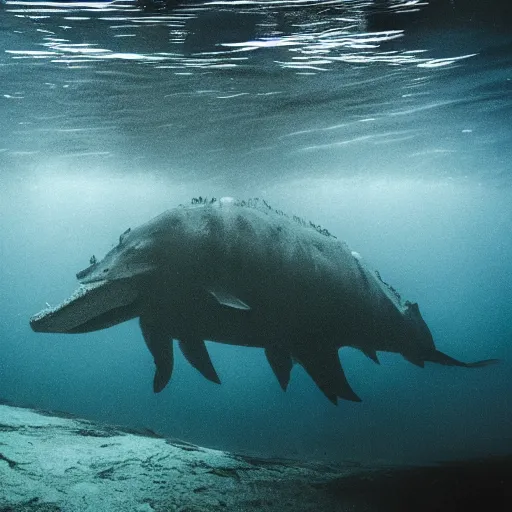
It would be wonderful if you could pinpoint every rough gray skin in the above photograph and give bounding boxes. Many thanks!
[30,197,497,404]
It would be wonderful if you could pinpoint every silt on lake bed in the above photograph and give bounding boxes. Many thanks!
[30,196,498,405]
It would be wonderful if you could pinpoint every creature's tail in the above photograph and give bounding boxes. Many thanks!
[428,350,499,368]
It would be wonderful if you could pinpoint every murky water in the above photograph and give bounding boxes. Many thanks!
[1,0,511,464]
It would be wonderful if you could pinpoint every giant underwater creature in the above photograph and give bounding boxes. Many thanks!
[30,197,497,404]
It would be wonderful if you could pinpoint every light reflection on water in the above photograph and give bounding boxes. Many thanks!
[0,0,511,184]
[3,0,473,70]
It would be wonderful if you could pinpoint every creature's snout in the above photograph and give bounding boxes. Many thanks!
[30,279,139,334]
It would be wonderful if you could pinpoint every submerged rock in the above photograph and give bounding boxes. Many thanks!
[0,404,510,511]
[0,404,351,511]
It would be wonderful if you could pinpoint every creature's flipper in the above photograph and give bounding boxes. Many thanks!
[428,350,499,368]
[207,288,251,310]
[179,338,221,384]
[265,346,293,391]
[363,349,380,365]
[294,345,361,404]
[139,316,174,393]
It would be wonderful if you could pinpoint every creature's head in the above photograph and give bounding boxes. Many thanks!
[30,226,157,334]
[76,227,155,285]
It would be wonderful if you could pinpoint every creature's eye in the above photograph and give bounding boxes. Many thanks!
[103,268,109,273]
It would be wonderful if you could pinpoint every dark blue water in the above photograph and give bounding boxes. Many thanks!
[1,0,511,464]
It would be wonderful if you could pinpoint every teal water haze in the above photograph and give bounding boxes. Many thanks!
[1,0,511,465]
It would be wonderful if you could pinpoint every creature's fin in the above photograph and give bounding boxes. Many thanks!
[293,345,361,404]
[265,346,293,391]
[403,354,425,368]
[428,350,499,368]
[363,349,380,365]
[179,338,221,384]
[139,316,174,393]
[207,288,251,311]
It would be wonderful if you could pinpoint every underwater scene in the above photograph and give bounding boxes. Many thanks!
[1,0,511,510]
